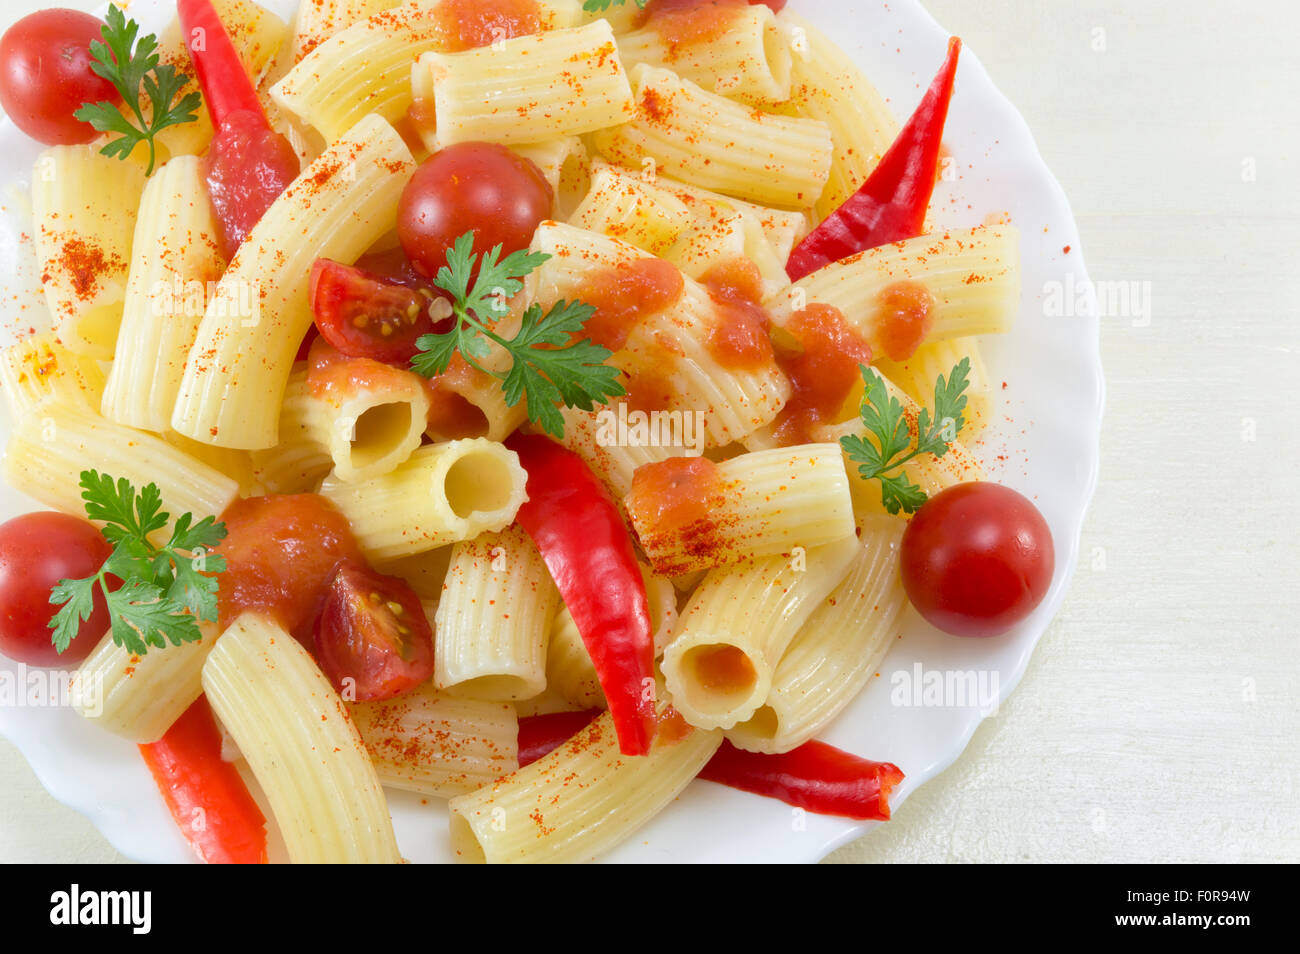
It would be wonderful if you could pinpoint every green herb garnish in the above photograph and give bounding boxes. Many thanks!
[582,0,648,13]
[410,231,627,439]
[840,359,971,515]
[72,4,202,175]
[49,471,226,656]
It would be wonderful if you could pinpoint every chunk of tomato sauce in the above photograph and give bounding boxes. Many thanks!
[577,257,685,352]
[202,111,301,261]
[641,0,750,51]
[640,1,786,50]
[873,280,936,362]
[423,353,494,441]
[769,303,874,446]
[431,0,541,52]
[214,494,365,644]
[700,258,776,372]
[626,456,734,574]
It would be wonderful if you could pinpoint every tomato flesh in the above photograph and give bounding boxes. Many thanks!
[0,511,113,666]
[202,110,301,259]
[214,494,364,644]
[0,10,119,145]
[397,142,552,279]
[310,257,451,364]
[314,562,434,702]
[900,482,1054,638]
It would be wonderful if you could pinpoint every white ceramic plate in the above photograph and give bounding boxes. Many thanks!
[0,0,1103,863]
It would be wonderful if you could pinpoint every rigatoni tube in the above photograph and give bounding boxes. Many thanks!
[625,443,856,577]
[660,535,859,730]
[202,612,402,863]
[319,438,528,561]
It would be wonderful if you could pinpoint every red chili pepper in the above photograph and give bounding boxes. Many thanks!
[178,0,301,258]
[138,697,268,864]
[785,37,962,282]
[515,711,902,821]
[699,739,903,820]
[517,709,605,766]
[505,434,656,756]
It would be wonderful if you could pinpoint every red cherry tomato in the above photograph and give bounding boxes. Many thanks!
[0,9,119,145]
[309,257,450,363]
[0,511,113,666]
[314,562,434,702]
[214,494,365,644]
[397,142,552,279]
[900,482,1054,638]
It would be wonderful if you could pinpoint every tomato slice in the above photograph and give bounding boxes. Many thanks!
[314,562,434,702]
[309,257,451,364]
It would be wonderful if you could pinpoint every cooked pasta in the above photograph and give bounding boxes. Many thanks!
[171,114,415,449]
[434,525,560,700]
[202,612,402,863]
[319,438,528,560]
[592,64,832,208]
[349,684,518,797]
[30,145,145,358]
[448,705,722,864]
[660,534,860,730]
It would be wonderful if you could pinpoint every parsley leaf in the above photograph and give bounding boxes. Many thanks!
[841,359,972,515]
[411,231,627,439]
[48,470,227,656]
[582,0,649,12]
[72,4,202,175]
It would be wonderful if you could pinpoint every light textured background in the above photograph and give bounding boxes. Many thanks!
[2,0,1297,864]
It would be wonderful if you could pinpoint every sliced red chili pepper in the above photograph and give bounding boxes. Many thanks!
[138,697,268,864]
[698,739,904,821]
[786,37,961,281]
[505,434,656,756]
[515,712,903,821]
[178,0,301,259]
[517,709,603,766]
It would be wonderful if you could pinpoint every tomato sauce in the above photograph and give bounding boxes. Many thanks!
[624,363,677,413]
[655,705,693,746]
[215,494,365,643]
[641,0,748,53]
[700,258,775,371]
[306,337,417,403]
[874,280,935,362]
[626,456,734,573]
[423,354,491,440]
[431,0,541,52]
[576,257,685,351]
[770,303,873,445]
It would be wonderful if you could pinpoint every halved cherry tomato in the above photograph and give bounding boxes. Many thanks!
[214,494,365,644]
[309,257,449,364]
[314,562,434,702]
[900,482,1054,638]
[0,9,119,145]
[397,142,552,279]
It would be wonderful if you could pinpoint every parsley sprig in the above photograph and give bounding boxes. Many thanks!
[49,471,227,656]
[72,4,202,175]
[582,0,648,12]
[840,359,971,515]
[411,232,626,439]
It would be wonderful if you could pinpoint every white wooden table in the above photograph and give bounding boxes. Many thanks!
[2,0,1297,864]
